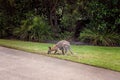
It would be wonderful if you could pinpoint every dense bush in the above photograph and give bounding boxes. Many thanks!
[0,13,7,38]
[79,28,120,46]
[79,0,120,46]
[0,0,119,46]
[13,16,53,41]
[0,26,6,38]
[57,31,74,40]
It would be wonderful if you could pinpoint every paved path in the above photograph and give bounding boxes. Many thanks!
[0,46,120,80]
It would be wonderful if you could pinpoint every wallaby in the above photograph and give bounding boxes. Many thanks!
[47,40,73,55]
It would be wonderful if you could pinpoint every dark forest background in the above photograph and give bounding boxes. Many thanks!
[0,0,120,46]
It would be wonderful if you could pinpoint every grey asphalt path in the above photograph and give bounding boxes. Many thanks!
[0,46,120,80]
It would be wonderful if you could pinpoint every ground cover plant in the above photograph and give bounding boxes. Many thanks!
[0,39,120,72]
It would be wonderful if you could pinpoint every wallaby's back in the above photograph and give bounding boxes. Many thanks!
[56,40,70,49]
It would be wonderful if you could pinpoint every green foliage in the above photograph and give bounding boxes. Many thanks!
[87,0,119,32]
[58,31,74,40]
[79,0,120,46]
[60,1,81,31]
[0,0,119,46]
[79,28,120,46]
[14,16,53,41]
[0,26,6,38]
[0,13,6,38]
[61,14,78,29]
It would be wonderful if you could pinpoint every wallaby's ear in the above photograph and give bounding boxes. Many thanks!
[48,47,51,50]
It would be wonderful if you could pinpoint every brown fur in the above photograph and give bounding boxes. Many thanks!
[50,45,58,51]
[47,40,73,55]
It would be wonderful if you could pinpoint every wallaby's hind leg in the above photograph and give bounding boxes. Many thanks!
[61,49,65,55]
[69,47,73,55]
[64,48,68,55]
[60,47,65,55]
[54,50,57,54]
[69,49,73,54]
[65,49,67,53]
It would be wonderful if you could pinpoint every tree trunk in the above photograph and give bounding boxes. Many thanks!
[50,11,54,27]
[54,10,58,28]
[49,0,59,33]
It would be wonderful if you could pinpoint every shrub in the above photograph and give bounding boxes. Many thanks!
[0,26,6,38]
[13,16,53,41]
[58,31,74,40]
[79,28,120,46]
[79,1,120,46]
[0,13,7,38]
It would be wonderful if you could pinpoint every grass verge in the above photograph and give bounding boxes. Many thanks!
[0,39,120,72]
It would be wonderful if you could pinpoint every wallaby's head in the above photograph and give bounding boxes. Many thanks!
[47,46,52,54]
[47,45,58,54]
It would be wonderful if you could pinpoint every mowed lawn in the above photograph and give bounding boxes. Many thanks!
[0,39,120,72]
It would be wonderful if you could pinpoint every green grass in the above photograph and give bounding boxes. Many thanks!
[0,39,120,72]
